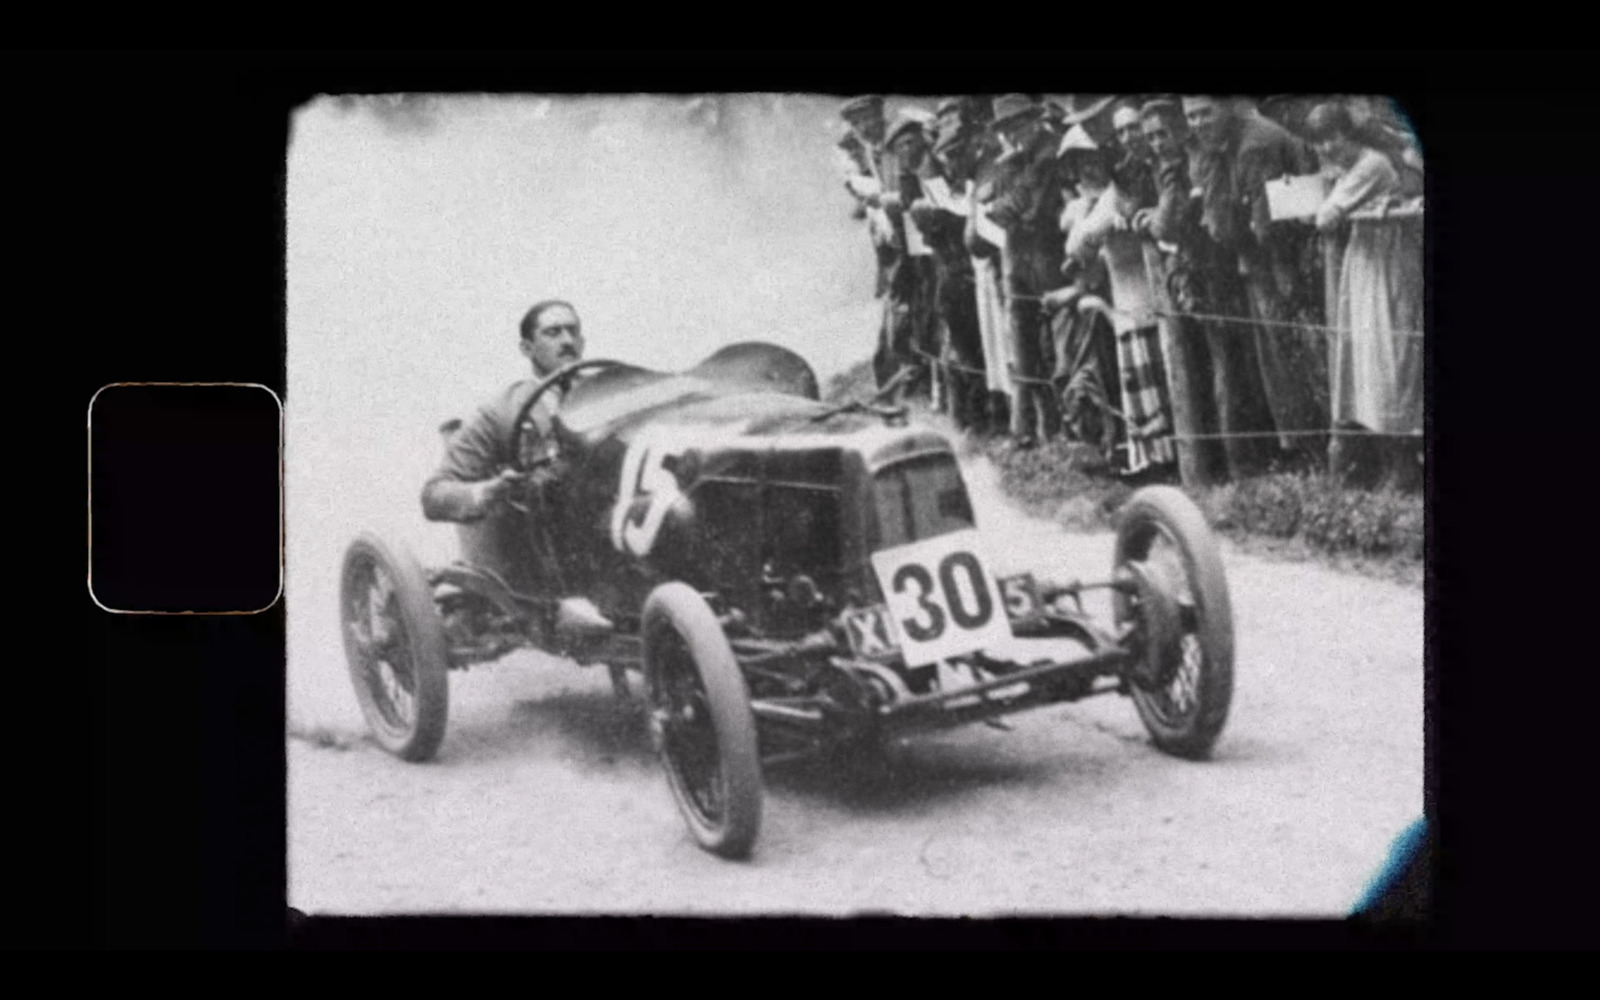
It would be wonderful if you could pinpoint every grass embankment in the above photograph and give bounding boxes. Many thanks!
[982,436,1423,585]
[826,359,1424,585]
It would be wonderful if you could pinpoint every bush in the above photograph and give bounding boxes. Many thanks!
[983,437,1424,574]
[1392,503,1425,561]
[1228,474,1306,538]
[986,437,1130,531]
[1303,480,1420,557]
[854,375,1423,576]
[1208,472,1423,561]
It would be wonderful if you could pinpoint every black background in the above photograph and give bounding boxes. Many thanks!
[90,383,280,613]
[20,49,1590,948]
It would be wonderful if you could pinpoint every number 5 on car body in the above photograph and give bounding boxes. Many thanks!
[610,431,686,557]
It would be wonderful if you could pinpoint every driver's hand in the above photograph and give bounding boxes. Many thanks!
[470,468,527,512]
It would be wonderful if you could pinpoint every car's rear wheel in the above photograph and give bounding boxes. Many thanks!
[1112,486,1235,760]
[642,582,763,859]
[340,532,450,762]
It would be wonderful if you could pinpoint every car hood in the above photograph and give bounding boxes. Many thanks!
[556,343,952,472]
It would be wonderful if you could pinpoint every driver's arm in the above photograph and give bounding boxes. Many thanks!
[421,406,507,523]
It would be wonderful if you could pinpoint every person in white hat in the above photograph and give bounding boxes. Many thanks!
[1059,94,1120,152]
[1039,125,1120,463]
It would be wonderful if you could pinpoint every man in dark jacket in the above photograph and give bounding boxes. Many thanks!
[1111,100,1159,210]
[1137,98,1274,482]
[836,94,910,389]
[836,95,896,296]
[910,110,987,430]
[984,94,1067,444]
[870,109,940,400]
[422,300,610,632]
[1184,95,1330,467]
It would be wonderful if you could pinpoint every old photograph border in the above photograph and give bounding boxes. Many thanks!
[60,48,1570,948]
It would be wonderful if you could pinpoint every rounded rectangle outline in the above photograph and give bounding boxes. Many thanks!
[88,381,284,615]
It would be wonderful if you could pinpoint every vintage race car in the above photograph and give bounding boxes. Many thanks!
[340,342,1234,859]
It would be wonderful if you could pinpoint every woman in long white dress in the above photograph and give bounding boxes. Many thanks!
[966,145,1015,434]
[1308,102,1423,490]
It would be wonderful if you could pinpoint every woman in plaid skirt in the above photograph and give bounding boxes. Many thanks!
[1066,151,1178,478]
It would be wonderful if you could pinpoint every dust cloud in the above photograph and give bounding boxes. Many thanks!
[287,94,892,730]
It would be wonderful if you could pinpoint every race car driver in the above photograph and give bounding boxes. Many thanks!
[422,299,612,633]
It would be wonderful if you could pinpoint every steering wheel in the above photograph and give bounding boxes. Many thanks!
[508,359,631,473]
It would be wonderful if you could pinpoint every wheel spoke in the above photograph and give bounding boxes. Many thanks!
[390,670,415,724]
[1162,636,1203,717]
[353,560,418,732]
[659,653,725,823]
[345,621,375,658]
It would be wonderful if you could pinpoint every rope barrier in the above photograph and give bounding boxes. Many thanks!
[902,338,1422,440]
[1005,294,1422,341]
[1157,308,1425,342]
[1168,428,1422,441]
[867,184,1423,450]
[1008,369,1055,388]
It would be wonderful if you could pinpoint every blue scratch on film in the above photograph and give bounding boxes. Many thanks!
[1351,816,1428,915]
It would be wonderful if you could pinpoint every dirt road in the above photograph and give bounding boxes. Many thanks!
[288,454,1424,916]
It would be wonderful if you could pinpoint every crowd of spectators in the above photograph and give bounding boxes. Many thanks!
[835,93,1424,491]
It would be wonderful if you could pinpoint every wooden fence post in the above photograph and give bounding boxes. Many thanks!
[1144,243,1217,488]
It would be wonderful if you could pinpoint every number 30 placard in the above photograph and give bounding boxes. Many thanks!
[869,529,1015,668]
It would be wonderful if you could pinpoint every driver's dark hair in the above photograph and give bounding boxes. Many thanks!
[520,299,578,341]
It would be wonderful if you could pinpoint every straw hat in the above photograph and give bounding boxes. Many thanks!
[1059,94,1118,126]
[990,93,1043,129]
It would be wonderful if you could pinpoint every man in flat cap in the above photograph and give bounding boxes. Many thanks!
[931,97,965,151]
[959,102,1015,435]
[838,95,927,396]
[1136,98,1273,482]
[1110,100,1159,209]
[983,93,1068,444]
[871,108,940,400]
[837,95,897,290]
[909,109,990,431]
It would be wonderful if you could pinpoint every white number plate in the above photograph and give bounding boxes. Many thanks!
[869,529,1015,669]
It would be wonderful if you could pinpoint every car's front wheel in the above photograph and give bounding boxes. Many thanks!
[339,532,450,762]
[1112,486,1235,761]
[642,582,763,859]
